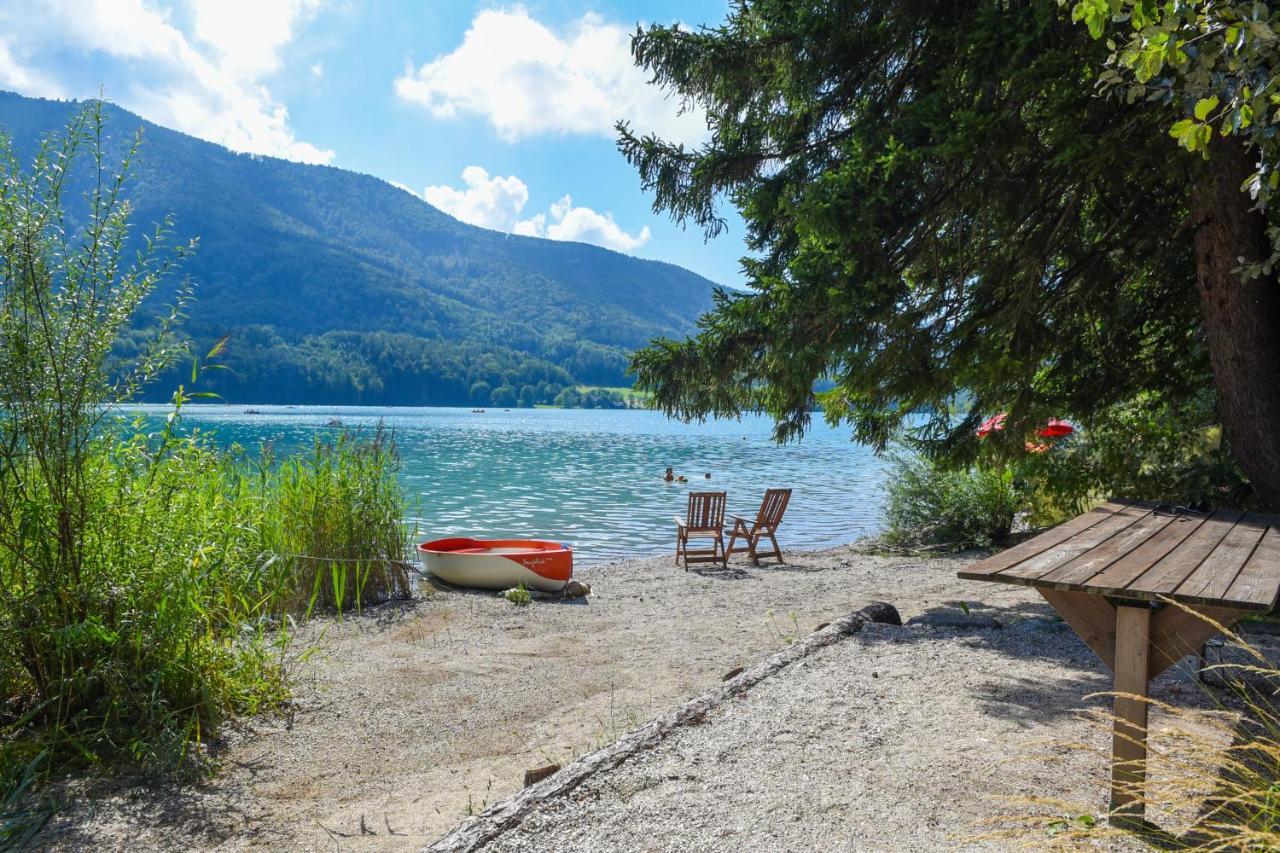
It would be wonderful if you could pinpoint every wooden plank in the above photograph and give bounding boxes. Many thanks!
[1222,518,1280,611]
[1125,509,1245,599]
[998,503,1151,584]
[1111,605,1151,823]
[1147,604,1246,679]
[1036,511,1175,590]
[1039,588,1116,671]
[1084,512,1210,599]
[957,501,1126,580]
[1173,514,1267,606]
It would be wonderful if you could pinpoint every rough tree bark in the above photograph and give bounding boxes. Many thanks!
[1192,135,1280,508]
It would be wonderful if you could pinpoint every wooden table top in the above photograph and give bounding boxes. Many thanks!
[958,500,1280,612]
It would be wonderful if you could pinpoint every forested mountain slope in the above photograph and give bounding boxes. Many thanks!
[0,91,719,405]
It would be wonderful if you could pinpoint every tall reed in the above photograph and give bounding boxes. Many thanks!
[255,427,412,615]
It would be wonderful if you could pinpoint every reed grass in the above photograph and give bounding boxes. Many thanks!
[0,421,411,842]
[255,427,412,615]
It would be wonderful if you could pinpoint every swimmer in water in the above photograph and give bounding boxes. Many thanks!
[663,466,674,482]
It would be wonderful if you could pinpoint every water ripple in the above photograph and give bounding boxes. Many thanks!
[125,405,890,565]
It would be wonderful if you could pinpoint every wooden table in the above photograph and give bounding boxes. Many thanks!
[959,500,1280,824]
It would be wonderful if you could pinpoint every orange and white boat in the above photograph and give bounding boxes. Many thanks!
[417,538,572,593]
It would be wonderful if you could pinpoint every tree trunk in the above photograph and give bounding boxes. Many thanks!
[1192,135,1280,508]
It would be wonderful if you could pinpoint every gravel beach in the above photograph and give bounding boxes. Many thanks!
[32,546,1257,851]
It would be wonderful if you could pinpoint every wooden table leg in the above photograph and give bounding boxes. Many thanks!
[1111,604,1151,825]
[1040,590,1250,826]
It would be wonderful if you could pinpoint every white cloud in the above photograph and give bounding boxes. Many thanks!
[423,166,530,231]
[409,167,650,253]
[0,39,65,99]
[0,1,333,165]
[517,194,651,252]
[191,0,322,78]
[394,7,706,146]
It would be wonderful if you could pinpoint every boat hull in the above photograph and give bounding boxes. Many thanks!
[417,538,572,593]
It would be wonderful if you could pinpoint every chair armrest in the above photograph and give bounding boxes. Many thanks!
[674,517,687,529]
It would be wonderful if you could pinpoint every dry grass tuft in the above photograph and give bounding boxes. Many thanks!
[981,606,1280,850]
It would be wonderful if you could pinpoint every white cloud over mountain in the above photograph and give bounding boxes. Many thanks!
[515,195,651,252]
[394,7,706,146]
[0,0,332,164]
[0,39,64,99]
[413,166,651,253]
[423,166,531,232]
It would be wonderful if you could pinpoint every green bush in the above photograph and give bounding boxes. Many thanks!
[504,584,532,606]
[881,453,1021,551]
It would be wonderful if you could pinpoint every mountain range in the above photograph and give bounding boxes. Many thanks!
[0,91,719,406]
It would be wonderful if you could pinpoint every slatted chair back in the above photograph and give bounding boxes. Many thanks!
[755,488,792,530]
[686,491,727,531]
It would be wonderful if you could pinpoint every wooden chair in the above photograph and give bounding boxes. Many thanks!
[727,488,792,565]
[675,491,727,569]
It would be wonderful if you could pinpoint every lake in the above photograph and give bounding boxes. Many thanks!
[128,405,890,565]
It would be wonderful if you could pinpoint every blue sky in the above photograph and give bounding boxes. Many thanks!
[0,1,747,288]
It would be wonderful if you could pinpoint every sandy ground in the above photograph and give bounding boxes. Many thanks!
[31,546,1263,851]
[478,621,1239,853]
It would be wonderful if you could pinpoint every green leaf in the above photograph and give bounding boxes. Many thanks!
[1169,118,1196,140]
[1134,46,1164,82]
[1250,20,1277,43]
[1194,96,1219,121]
[1072,0,1110,39]
[206,334,229,360]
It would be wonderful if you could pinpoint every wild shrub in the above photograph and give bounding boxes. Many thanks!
[881,453,1021,551]
[1017,392,1250,524]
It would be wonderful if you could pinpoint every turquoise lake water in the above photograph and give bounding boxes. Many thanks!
[128,405,890,565]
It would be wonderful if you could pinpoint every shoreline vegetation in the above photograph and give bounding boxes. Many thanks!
[0,104,411,844]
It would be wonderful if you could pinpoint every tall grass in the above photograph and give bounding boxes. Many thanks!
[256,427,411,614]
[0,102,411,842]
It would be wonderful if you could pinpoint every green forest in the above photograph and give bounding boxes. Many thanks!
[0,91,718,407]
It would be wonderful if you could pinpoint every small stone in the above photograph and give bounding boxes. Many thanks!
[856,601,903,626]
[562,580,591,599]
[872,671,879,679]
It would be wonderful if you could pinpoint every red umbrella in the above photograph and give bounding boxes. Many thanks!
[976,412,1007,438]
[1037,419,1074,439]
